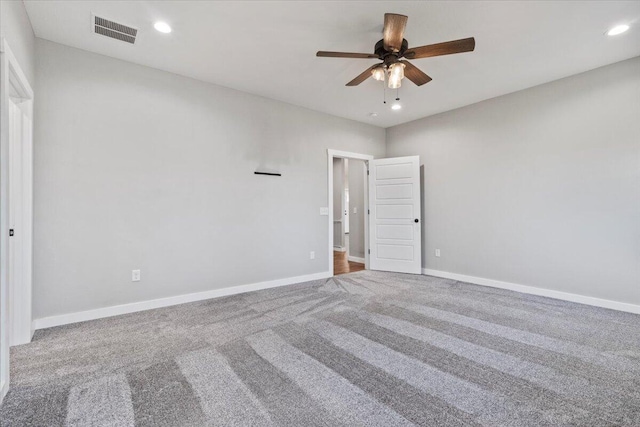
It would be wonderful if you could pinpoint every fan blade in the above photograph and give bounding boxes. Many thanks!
[400,60,432,86]
[346,64,378,86]
[404,37,475,59]
[383,13,408,53]
[317,51,379,59]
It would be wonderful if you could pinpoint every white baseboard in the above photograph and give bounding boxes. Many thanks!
[423,269,640,315]
[348,256,365,264]
[33,271,332,330]
[32,268,640,331]
[1,380,8,404]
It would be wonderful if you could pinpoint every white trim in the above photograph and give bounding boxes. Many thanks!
[0,379,7,405]
[327,149,373,277]
[0,36,9,406]
[348,256,366,264]
[0,41,33,99]
[423,268,640,315]
[33,271,331,330]
[327,149,374,161]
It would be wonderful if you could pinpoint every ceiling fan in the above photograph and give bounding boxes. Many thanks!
[317,13,475,88]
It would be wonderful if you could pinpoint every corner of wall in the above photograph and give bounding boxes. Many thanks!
[0,0,36,85]
[383,127,390,156]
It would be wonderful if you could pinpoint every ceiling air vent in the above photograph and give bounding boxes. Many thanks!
[93,15,138,44]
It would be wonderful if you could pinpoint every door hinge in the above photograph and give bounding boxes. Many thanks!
[367,209,370,215]
[367,170,370,175]
[368,249,370,254]
[9,229,14,237]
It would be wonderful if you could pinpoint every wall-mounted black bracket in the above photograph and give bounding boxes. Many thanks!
[254,172,281,177]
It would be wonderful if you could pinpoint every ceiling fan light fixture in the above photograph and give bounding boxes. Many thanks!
[371,66,386,81]
[388,62,405,89]
[317,13,475,89]
[388,76,402,89]
[391,103,402,110]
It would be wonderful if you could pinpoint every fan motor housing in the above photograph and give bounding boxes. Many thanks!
[375,38,409,60]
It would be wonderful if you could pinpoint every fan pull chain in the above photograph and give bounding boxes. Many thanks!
[383,79,387,104]
[396,87,400,101]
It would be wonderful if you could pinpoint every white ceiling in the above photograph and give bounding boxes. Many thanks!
[24,1,640,128]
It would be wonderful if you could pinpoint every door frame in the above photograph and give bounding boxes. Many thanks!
[0,38,34,403]
[327,149,373,276]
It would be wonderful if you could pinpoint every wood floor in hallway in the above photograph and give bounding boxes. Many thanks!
[333,251,365,275]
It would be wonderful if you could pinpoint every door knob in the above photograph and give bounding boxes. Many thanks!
[414,219,419,223]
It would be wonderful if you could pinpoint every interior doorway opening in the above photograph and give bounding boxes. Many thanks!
[327,150,373,277]
[333,157,366,275]
[1,40,35,403]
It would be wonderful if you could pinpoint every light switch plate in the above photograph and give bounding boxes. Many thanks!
[132,269,141,282]
[319,207,329,216]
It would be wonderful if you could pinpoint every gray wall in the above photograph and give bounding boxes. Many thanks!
[348,159,366,260]
[0,0,35,85]
[386,57,640,305]
[34,40,385,319]
[31,38,640,317]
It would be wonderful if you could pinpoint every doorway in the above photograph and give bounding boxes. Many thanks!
[1,41,34,403]
[332,157,367,275]
[328,150,423,279]
[327,150,372,276]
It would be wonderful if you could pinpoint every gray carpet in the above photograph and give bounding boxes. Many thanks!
[2,270,640,426]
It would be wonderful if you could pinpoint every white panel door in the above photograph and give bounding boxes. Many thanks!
[369,156,421,274]
[8,99,30,346]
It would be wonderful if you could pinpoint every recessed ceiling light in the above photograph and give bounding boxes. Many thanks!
[391,104,402,110]
[154,22,172,33]
[369,112,378,118]
[607,24,629,36]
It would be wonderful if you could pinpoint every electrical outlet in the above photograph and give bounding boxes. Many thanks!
[435,249,441,257]
[132,269,141,282]
[319,207,329,216]
[310,251,315,260]
[353,207,357,214]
